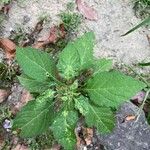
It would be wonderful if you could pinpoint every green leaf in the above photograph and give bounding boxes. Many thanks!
[74,95,90,116]
[76,32,95,70]
[93,58,112,76]
[122,16,150,36]
[85,71,146,107]
[57,42,80,80]
[18,75,54,93]
[75,95,115,133]
[138,62,150,67]
[85,105,115,133]
[57,32,95,79]
[51,111,78,150]
[16,47,56,82]
[13,92,55,137]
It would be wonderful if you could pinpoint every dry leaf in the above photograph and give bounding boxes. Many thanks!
[1,4,11,14]
[84,128,93,146]
[0,38,16,59]
[0,89,10,103]
[125,115,136,121]
[11,90,32,115]
[76,0,98,21]
[12,144,29,150]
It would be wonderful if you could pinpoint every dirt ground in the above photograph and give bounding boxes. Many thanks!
[0,0,150,149]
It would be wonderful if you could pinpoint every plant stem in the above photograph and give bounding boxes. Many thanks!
[124,64,150,88]
[135,89,150,121]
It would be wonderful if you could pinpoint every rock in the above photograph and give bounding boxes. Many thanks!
[98,102,150,150]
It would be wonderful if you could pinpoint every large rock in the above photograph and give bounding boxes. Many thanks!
[98,102,150,150]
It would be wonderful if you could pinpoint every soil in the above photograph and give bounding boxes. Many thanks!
[0,0,150,149]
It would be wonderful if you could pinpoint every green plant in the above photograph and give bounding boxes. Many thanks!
[0,0,11,4]
[13,32,146,150]
[122,16,150,36]
[60,12,82,32]
[133,0,150,17]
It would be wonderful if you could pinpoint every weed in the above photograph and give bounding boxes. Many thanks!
[12,32,147,150]
[133,0,150,18]
[0,0,11,5]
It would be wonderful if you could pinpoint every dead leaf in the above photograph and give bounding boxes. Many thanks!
[75,126,93,149]
[11,89,32,115]
[0,38,16,59]
[125,115,136,121]
[1,4,11,14]
[33,26,57,49]
[0,89,10,103]
[51,143,61,150]
[147,35,150,45]
[84,128,93,146]
[76,0,98,21]
[12,144,29,150]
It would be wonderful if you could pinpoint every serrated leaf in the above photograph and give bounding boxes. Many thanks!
[85,71,146,107]
[57,32,95,79]
[74,95,89,116]
[57,42,80,80]
[76,32,95,70]
[13,93,55,137]
[16,47,56,82]
[93,58,112,76]
[75,96,115,133]
[85,105,115,133]
[18,75,54,93]
[51,111,78,150]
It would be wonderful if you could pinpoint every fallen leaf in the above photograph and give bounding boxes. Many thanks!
[33,24,66,49]
[1,4,11,14]
[125,115,136,121]
[0,38,16,59]
[84,128,93,146]
[76,0,98,21]
[11,89,32,115]
[0,89,10,103]
[12,144,29,150]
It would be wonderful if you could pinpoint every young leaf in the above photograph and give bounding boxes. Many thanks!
[85,71,146,107]
[57,42,80,80]
[74,95,90,116]
[51,111,78,150]
[93,58,112,76]
[76,32,95,70]
[85,105,115,133]
[18,75,54,93]
[13,92,55,137]
[75,96,115,133]
[57,32,95,79]
[16,47,56,82]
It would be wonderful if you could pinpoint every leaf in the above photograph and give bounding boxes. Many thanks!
[85,71,146,107]
[0,38,16,59]
[51,111,78,150]
[75,95,115,133]
[76,32,95,70]
[0,89,10,103]
[74,95,90,116]
[57,42,80,80]
[85,105,115,133]
[13,93,55,137]
[138,62,150,66]
[18,74,53,93]
[16,47,56,82]
[76,0,98,21]
[93,58,112,76]
[122,16,150,36]
[57,32,95,79]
